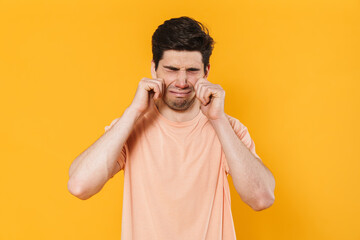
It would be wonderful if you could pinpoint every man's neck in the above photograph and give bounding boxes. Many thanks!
[155,99,201,122]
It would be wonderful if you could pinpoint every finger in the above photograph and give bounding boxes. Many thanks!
[203,88,213,105]
[152,83,161,100]
[144,82,161,99]
[195,82,204,104]
[154,83,161,100]
[155,78,165,97]
[198,84,207,105]
[149,79,164,98]
[194,78,203,92]
[198,83,213,105]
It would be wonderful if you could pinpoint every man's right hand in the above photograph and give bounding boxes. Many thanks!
[128,77,165,116]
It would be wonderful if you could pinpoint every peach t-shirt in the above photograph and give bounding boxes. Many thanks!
[105,103,261,240]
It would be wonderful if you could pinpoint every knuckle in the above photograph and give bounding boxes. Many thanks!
[139,78,148,86]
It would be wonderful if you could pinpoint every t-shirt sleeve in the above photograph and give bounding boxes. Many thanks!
[104,118,127,170]
[222,115,262,175]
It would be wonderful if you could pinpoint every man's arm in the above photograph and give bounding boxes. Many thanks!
[194,78,275,211]
[210,116,275,211]
[67,77,165,200]
[67,107,140,200]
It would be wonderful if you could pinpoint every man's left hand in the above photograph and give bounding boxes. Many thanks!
[194,78,226,120]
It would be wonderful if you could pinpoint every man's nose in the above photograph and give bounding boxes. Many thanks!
[174,69,189,88]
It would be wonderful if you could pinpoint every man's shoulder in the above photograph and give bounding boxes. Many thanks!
[224,113,247,133]
[225,113,242,124]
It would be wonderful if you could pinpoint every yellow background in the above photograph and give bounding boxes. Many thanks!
[1,0,359,239]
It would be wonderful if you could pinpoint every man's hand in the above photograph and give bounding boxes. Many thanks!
[194,78,226,120]
[129,77,165,116]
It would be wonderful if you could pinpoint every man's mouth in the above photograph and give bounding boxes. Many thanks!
[169,90,191,97]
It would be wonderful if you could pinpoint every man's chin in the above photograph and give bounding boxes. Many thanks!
[165,97,196,111]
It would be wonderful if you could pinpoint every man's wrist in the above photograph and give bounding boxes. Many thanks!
[209,113,228,127]
[124,106,142,123]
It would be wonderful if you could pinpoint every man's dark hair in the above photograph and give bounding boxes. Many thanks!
[152,16,215,74]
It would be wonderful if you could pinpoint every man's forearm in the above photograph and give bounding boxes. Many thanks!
[67,107,140,200]
[210,116,275,211]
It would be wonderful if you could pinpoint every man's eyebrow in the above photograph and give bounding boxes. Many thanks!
[163,65,200,71]
[187,67,200,71]
[163,66,179,70]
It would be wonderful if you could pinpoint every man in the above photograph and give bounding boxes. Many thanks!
[68,16,275,239]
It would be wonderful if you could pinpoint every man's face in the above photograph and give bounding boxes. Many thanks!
[151,50,210,111]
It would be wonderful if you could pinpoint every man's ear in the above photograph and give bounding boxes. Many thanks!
[204,64,210,78]
[151,60,157,79]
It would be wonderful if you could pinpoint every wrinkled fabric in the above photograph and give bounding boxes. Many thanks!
[105,103,261,240]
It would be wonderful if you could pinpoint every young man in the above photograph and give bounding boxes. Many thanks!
[68,16,275,239]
